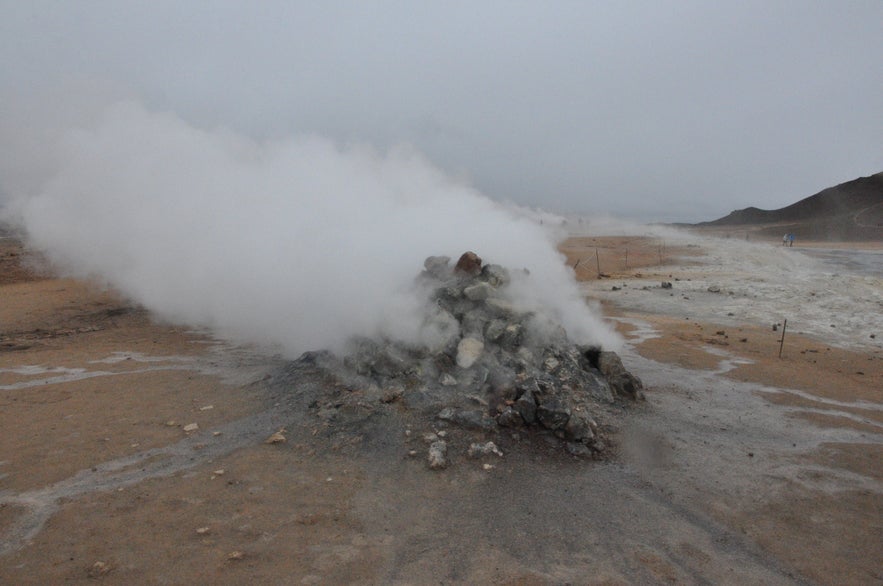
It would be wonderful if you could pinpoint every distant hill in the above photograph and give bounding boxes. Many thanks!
[696,172,883,241]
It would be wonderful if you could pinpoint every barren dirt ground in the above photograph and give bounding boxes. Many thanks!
[1,235,881,585]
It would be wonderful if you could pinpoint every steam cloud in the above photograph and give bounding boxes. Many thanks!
[1,99,619,356]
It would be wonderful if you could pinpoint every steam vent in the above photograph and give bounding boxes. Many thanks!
[278,252,643,469]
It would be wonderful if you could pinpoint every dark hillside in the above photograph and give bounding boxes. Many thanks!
[696,172,883,241]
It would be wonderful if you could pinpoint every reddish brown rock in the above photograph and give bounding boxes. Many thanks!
[454,251,482,276]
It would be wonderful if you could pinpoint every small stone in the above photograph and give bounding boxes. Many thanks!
[428,441,448,470]
[213,469,225,476]
[565,442,592,457]
[380,388,403,404]
[496,406,524,427]
[482,463,495,470]
[196,526,211,535]
[165,420,177,427]
[468,441,503,458]
[88,561,111,578]
[183,423,199,433]
[436,430,447,438]
[543,356,560,372]
[440,373,458,386]
[199,405,214,411]
[707,285,721,293]
[227,551,245,561]
[660,281,673,289]
[264,429,287,444]
[423,433,439,443]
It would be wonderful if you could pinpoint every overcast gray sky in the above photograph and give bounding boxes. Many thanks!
[2,1,881,222]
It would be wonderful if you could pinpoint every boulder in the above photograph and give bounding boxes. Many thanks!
[514,386,537,424]
[536,397,571,430]
[454,251,483,276]
[423,255,451,279]
[597,351,644,400]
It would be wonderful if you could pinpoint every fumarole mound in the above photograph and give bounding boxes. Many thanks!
[277,252,644,469]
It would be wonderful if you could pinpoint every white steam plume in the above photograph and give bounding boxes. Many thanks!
[1,100,620,356]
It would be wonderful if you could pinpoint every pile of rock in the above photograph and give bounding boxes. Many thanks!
[289,251,644,466]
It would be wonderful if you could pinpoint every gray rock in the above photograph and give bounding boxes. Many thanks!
[608,372,645,401]
[536,397,571,430]
[496,406,524,427]
[582,370,616,404]
[484,319,507,342]
[422,308,460,352]
[565,442,592,457]
[440,373,458,386]
[484,298,518,317]
[423,255,451,279]
[461,312,488,338]
[480,264,510,288]
[456,336,484,368]
[500,323,523,350]
[564,413,594,442]
[463,282,494,301]
[428,441,448,469]
[437,408,494,430]
[596,351,625,376]
[543,356,560,372]
[515,387,537,424]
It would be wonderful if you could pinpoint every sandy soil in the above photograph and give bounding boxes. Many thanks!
[1,234,881,584]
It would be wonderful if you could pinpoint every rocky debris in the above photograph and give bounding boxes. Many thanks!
[428,441,448,469]
[661,281,673,289]
[286,251,644,466]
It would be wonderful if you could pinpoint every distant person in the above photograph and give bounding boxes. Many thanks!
[783,234,788,246]
[789,233,795,247]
